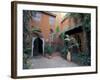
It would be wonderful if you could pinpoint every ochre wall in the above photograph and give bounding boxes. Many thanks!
[30,12,56,40]
[40,13,51,40]
[61,18,70,31]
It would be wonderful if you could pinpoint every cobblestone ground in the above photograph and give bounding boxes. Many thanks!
[28,55,79,69]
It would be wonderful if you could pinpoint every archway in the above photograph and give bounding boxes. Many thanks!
[32,37,44,56]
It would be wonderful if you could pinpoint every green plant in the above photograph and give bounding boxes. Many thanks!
[61,46,68,59]
[23,48,32,69]
[59,32,65,41]
[44,44,53,55]
[72,52,91,66]
[23,53,32,69]
[23,53,28,69]
[24,48,31,56]
[32,27,41,33]
[56,25,60,33]
[78,53,91,66]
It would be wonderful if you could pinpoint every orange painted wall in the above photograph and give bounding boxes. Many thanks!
[55,13,62,30]
[40,13,51,40]
[30,12,56,40]
[61,18,71,30]
[61,17,77,31]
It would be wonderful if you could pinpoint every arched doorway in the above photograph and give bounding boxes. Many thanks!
[32,37,44,56]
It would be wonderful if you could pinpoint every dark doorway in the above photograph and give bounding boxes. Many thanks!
[33,37,43,56]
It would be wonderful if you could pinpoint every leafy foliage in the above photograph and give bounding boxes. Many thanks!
[82,14,91,31]
[23,10,32,49]
[23,53,32,69]
[56,25,60,33]
[32,27,41,33]
[59,32,65,41]
[64,13,91,53]
[24,48,31,55]
[64,13,91,31]
[44,44,53,55]
[72,52,91,66]
[61,46,68,59]
[23,10,33,69]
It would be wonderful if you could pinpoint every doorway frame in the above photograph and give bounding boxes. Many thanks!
[31,37,44,56]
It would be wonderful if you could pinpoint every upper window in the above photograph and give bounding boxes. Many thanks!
[49,16,55,26]
[32,12,42,22]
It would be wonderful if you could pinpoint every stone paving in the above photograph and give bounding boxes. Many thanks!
[28,55,79,69]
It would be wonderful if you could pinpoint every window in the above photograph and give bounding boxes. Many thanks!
[49,16,55,26]
[32,12,42,22]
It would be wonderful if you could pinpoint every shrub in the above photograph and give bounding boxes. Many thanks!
[61,47,68,59]
[23,48,31,56]
[78,53,91,66]
[72,52,91,66]
[23,53,29,69]
[44,44,53,55]
[23,53,32,69]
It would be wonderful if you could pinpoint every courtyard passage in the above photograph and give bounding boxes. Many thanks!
[28,54,80,69]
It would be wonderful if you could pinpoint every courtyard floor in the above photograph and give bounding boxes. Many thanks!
[28,53,80,69]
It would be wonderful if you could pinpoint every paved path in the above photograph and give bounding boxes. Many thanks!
[28,55,79,69]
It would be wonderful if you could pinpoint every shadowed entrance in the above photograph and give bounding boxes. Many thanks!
[33,37,43,56]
